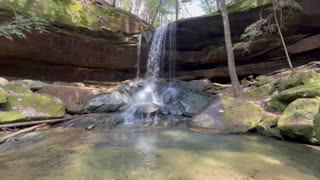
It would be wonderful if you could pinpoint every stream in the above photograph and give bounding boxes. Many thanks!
[0,126,319,180]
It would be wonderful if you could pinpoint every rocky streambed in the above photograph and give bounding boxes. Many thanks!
[1,61,320,146]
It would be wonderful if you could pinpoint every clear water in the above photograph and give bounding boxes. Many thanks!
[0,127,319,180]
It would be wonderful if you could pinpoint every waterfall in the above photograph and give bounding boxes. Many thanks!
[146,24,168,81]
[120,23,177,124]
[136,34,142,79]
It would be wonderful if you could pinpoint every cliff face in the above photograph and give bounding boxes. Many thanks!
[169,0,320,80]
[0,0,319,82]
[0,0,150,81]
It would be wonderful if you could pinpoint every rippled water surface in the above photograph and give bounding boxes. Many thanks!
[0,127,319,180]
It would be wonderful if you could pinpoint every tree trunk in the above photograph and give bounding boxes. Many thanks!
[220,0,242,97]
[112,0,116,7]
[216,0,221,11]
[151,0,164,26]
[272,0,293,69]
[176,0,179,20]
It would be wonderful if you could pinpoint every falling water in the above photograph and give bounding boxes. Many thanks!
[136,34,142,79]
[146,24,168,81]
[122,23,176,124]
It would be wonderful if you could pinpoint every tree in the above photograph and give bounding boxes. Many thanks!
[175,0,179,20]
[219,0,242,97]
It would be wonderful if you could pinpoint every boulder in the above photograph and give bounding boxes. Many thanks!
[85,93,129,113]
[187,79,213,91]
[278,70,320,91]
[0,88,7,104]
[266,97,289,112]
[3,83,32,94]
[37,85,95,107]
[190,97,265,133]
[243,83,276,100]
[278,84,320,102]
[179,92,211,117]
[0,77,9,86]
[0,111,27,123]
[254,75,270,86]
[278,98,320,143]
[3,93,65,120]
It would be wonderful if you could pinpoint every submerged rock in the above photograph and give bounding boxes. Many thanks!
[85,93,129,113]
[278,98,320,144]
[190,97,265,133]
[2,93,65,121]
[60,113,120,130]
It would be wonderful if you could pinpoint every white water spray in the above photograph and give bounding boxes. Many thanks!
[146,24,168,81]
[136,34,142,79]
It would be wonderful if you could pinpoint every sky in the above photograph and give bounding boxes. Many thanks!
[185,1,205,17]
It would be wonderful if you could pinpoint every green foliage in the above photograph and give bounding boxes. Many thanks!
[0,15,49,40]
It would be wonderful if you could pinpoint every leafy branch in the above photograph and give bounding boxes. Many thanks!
[0,15,49,40]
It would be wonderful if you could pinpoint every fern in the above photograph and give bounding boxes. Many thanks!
[0,15,49,40]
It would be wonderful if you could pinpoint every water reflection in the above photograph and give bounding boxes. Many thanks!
[0,128,319,180]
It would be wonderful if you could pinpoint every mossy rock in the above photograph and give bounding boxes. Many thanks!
[191,97,265,133]
[223,97,265,132]
[4,93,65,120]
[255,75,269,86]
[0,88,7,104]
[0,0,149,34]
[261,113,279,127]
[278,98,320,144]
[257,122,283,139]
[244,83,275,100]
[3,83,32,93]
[266,97,289,112]
[277,84,320,102]
[0,111,27,123]
[278,70,320,91]
[314,114,320,143]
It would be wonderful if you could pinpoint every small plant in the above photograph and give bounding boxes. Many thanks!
[0,14,49,40]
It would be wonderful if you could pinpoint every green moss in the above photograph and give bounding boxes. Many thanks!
[255,75,269,86]
[278,70,320,91]
[244,83,275,100]
[278,84,320,102]
[4,84,32,93]
[266,97,289,112]
[227,0,272,14]
[0,0,149,33]
[5,93,65,119]
[0,111,27,123]
[278,98,319,143]
[222,97,265,132]
[261,113,279,127]
[0,89,7,104]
